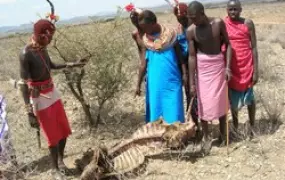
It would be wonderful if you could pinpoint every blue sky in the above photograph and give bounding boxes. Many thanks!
[0,0,192,27]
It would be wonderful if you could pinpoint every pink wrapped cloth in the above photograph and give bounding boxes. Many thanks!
[196,52,229,121]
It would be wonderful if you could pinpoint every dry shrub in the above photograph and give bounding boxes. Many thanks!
[83,19,133,126]
[257,41,281,83]
[252,28,285,135]
[255,84,284,134]
[268,33,285,49]
[266,25,285,49]
[47,15,135,127]
[255,38,285,133]
[0,35,28,81]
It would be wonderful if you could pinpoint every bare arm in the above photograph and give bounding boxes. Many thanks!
[132,32,145,61]
[174,42,187,77]
[50,61,67,69]
[186,26,197,92]
[136,47,147,92]
[49,55,84,70]
[19,50,40,128]
[19,51,31,105]
[220,19,232,71]
[246,19,259,84]
[19,51,35,115]
[49,56,67,70]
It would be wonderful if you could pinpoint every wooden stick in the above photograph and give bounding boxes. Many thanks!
[226,87,230,156]
[37,128,41,149]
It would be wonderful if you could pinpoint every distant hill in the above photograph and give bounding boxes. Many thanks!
[0,11,118,37]
[0,0,282,37]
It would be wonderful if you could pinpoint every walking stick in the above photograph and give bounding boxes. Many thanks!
[36,127,41,149]
[226,87,230,156]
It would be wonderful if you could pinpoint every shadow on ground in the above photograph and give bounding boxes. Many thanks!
[209,117,283,146]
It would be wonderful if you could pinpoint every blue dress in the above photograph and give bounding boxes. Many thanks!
[145,46,185,124]
[177,29,189,59]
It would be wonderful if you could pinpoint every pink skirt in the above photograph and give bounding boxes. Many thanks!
[196,52,229,121]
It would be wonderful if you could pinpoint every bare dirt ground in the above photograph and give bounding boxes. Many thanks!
[1,1,285,180]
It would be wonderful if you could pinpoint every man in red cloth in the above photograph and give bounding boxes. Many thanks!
[18,12,85,180]
[224,0,259,138]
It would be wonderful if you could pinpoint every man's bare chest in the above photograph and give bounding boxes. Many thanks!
[29,51,50,70]
[28,51,51,81]
[194,24,220,44]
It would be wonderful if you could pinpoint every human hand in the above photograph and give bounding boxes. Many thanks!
[66,59,87,68]
[225,68,232,82]
[78,58,88,63]
[134,86,141,97]
[252,72,259,85]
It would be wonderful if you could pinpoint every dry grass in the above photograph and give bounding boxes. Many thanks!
[0,1,285,180]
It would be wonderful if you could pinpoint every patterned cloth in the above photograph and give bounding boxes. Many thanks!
[0,95,15,164]
[142,25,177,51]
[229,88,255,110]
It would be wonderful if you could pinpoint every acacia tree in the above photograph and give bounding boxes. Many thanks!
[84,18,133,126]
[50,14,134,127]
[51,30,95,126]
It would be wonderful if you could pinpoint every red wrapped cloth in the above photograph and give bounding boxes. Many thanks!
[224,16,254,91]
[29,79,71,147]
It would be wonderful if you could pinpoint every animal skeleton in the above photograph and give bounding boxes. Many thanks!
[76,116,196,180]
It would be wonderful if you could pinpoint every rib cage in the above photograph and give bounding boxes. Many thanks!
[113,145,145,174]
[78,119,196,180]
[108,120,167,156]
[132,122,166,139]
[109,120,195,156]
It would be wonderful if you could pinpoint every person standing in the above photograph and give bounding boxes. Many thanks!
[135,10,186,124]
[18,1,85,178]
[187,1,232,153]
[224,0,258,138]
